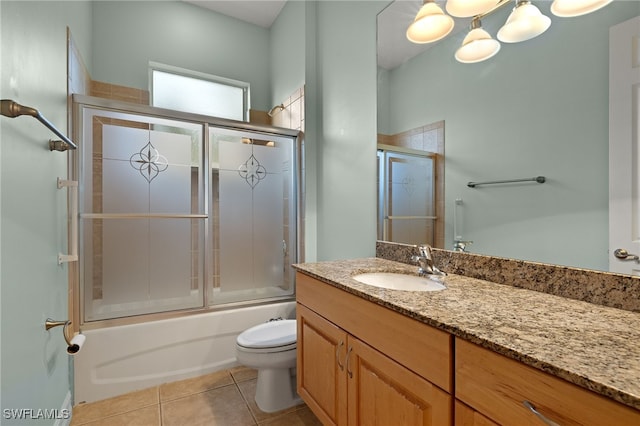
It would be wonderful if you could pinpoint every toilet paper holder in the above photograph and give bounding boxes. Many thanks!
[45,318,85,354]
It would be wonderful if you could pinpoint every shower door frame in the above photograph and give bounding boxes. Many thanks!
[377,144,442,248]
[70,94,303,329]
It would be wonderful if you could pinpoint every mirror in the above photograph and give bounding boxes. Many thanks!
[377,0,639,274]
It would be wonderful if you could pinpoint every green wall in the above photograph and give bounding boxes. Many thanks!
[312,0,382,260]
[1,1,93,422]
[91,1,272,111]
[380,1,640,270]
[271,0,306,106]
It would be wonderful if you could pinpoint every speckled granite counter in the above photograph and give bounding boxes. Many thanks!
[293,257,640,411]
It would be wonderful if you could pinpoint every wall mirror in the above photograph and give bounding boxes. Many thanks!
[377,0,640,274]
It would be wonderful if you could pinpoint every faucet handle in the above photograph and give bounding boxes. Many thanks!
[418,244,433,259]
[453,240,473,252]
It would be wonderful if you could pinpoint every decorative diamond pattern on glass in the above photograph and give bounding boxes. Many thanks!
[238,153,267,188]
[129,141,169,183]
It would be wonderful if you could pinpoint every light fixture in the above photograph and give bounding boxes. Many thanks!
[497,0,551,43]
[406,1,455,43]
[405,0,613,64]
[550,0,613,17]
[446,0,500,17]
[455,18,501,63]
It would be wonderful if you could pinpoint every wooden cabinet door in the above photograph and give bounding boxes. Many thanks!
[347,336,452,426]
[456,339,640,426]
[297,303,348,426]
[455,400,498,426]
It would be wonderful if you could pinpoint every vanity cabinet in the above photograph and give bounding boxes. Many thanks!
[455,338,640,426]
[296,272,452,426]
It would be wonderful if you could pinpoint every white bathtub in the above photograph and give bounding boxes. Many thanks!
[73,301,296,404]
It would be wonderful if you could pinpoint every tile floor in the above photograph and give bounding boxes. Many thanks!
[70,366,321,426]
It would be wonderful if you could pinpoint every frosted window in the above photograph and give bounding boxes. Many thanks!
[152,68,247,121]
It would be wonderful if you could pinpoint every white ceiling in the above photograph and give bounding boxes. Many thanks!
[183,1,287,28]
[183,0,468,70]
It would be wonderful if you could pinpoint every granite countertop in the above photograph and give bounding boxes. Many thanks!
[293,257,640,411]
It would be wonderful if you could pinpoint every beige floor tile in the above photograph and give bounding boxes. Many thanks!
[236,379,303,423]
[230,365,258,383]
[71,387,158,425]
[161,384,255,426]
[160,370,234,402]
[72,405,160,426]
[258,405,322,426]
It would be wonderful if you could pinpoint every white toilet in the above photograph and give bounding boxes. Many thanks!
[236,319,301,413]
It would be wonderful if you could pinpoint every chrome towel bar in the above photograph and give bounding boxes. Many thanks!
[467,176,546,188]
[1,99,77,151]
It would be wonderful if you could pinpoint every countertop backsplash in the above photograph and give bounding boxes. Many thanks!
[376,241,640,313]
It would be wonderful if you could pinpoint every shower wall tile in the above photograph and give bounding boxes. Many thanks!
[271,85,305,133]
[68,29,90,335]
[90,81,149,105]
[250,109,270,125]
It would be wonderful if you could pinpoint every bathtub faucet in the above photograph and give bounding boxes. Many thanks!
[411,244,445,277]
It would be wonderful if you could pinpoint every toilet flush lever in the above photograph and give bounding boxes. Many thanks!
[614,248,639,262]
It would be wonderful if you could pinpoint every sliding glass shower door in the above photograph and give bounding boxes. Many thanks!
[377,149,436,246]
[76,97,299,323]
[209,128,297,305]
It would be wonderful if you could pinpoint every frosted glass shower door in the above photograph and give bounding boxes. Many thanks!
[79,107,205,321]
[211,129,297,305]
[379,150,436,245]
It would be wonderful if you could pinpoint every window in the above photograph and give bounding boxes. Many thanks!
[150,62,249,121]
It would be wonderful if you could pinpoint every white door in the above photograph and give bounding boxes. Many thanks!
[609,16,640,274]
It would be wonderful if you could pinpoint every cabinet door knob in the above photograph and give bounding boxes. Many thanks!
[523,401,561,426]
[336,340,345,371]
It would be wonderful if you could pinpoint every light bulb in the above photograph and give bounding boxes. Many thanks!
[497,1,551,43]
[551,0,613,17]
[455,24,501,63]
[407,1,455,44]
[446,0,499,17]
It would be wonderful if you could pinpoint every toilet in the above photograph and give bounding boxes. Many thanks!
[236,319,301,413]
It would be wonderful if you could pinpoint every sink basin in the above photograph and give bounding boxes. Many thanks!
[352,272,446,292]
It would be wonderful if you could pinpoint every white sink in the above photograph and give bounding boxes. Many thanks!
[352,272,446,292]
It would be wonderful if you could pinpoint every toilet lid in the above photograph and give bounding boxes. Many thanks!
[237,319,297,349]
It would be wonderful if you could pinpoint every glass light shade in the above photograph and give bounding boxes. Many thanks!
[550,0,613,17]
[406,2,455,43]
[455,27,501,63]
[497,2,551,43]
[446,0,499,17]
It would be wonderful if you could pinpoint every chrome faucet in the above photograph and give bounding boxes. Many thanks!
[411,244,445,276]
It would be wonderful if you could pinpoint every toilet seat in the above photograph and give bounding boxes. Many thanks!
[237,319,296,351]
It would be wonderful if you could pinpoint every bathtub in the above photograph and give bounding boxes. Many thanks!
[73,301,296,404]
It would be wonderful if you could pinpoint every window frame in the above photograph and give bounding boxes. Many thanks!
[149,61,250,122]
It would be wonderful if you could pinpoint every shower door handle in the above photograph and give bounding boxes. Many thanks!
[58,178,78,264]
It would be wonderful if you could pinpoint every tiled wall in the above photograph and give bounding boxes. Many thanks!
[68,30,91,333]
[90,81,150,105]
[376,240,640,313]
[377,121,445,249]
[269,87,305,132]
[270,86,305,287]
